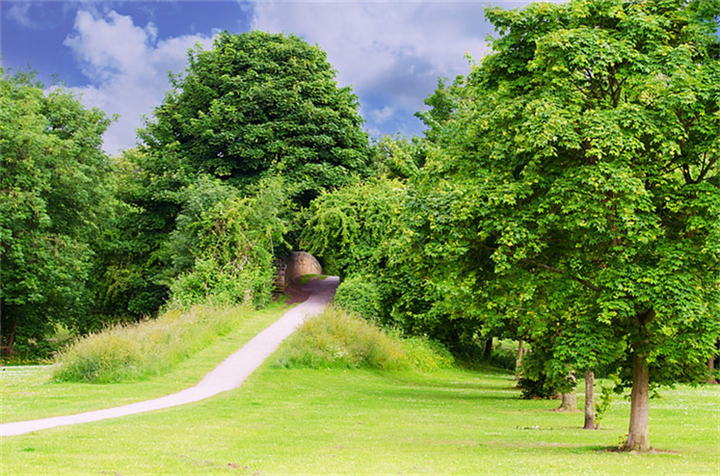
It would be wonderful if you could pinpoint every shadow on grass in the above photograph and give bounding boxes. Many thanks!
[375,369,520,393]
[359,372,521,404]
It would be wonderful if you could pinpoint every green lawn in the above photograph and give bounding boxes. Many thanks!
[0,302,291,423]
[2,322,719,475]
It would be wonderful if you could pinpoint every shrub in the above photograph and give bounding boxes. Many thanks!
[518,375,558,400]
[53,305,249,383]
[274,306,453,371]
[334,275,381,321]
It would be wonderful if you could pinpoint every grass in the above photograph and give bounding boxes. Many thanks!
[53,301,283,383]
[2,305,719,475]
[2,366,718,475]
[0,301,291,422]
[296,274,327,285]
[274,306,453,371]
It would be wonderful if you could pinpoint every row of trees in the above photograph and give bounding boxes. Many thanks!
[305,0,719,453]
[1,31,373,357]
[2,0,718,454]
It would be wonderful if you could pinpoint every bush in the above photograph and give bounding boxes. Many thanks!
[518,375,558,400]
[334,275,381,321]
[274,306,453,371]
[53,305,249,383]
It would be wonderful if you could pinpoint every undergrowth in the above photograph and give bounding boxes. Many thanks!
[274,306,453,371]
[52,304,251,383]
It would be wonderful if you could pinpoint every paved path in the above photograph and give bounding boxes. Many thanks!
[1,277,338,437]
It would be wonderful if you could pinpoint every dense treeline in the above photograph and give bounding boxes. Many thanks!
[1,31,371,358]
[1,0,718,454]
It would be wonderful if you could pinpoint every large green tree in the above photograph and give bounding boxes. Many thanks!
[140,30,371,207]
[103,31,372,317]
[409,0,719,452]
[0,70,112,355]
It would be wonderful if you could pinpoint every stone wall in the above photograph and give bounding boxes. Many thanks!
[284,251,323,284]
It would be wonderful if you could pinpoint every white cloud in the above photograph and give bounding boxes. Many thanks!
[63,10,215,155]
[370,105,395,124]
[6,3,34,28]
[251,1,495,136]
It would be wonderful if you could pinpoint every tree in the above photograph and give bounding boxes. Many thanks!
[140,30,371,207]
[300,176,405,277]
[0,69,112,356]
[409,0,719,452]
[166,175,290,309]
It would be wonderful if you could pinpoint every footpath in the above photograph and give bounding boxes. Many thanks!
[1,277,338,437]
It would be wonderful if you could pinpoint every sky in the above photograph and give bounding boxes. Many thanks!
[1,0,549,156]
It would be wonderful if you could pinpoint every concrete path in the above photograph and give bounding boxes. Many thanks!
[1,277,338,437]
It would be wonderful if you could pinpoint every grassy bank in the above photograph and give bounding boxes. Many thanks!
[1,301,290,422]
[53,303,279,383]
[2,351,718,475]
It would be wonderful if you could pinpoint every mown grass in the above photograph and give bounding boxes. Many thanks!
[2,365,718,475]
[2,304,718,475]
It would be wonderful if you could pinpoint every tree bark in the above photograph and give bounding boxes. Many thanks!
[3,321,18,359]
[515,339,524,381]
[708,356,717,384]
[558,371,577,411]
[483,337,493,360]
[583,370,596,429]
[624,353,651,452]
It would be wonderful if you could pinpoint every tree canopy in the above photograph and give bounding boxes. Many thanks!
[401,0,719,452]
[140,30,371,206]
[1,70,112,355]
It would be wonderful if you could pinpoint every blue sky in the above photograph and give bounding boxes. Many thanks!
[2,0,545,155]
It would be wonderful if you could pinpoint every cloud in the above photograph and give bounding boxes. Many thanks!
[62,10,215,155]
[251,1,495,137]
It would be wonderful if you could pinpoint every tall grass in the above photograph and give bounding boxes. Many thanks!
[52,305,252,383]
[274,306,453,371]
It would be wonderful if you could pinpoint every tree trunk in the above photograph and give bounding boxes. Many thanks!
[708,357,717,384]
[515,339,524,381]
[583,370,596,429]
[3,321,18,359]
[558,371,577,411]
[623,353,651,452]
[483,337,493,360]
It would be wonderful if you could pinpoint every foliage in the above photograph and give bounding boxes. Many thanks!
[370,134,427,180]
[53,304,253,383]
[86,147,184,321]
[301,176,405,276]
[518,376,559,400]
[402,0,719,451]
[99,30,372,320]
[274,306,453,371]
[139,30,370,207]
[334,275,382,321]
[165,176,289,310]
[0,69,113,355]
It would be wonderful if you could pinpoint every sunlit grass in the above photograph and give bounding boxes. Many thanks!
[52,302,276,383]
[273,306,453,371]
[2,302,718,475]
[1,301,291,422]
[2,364,718,475]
